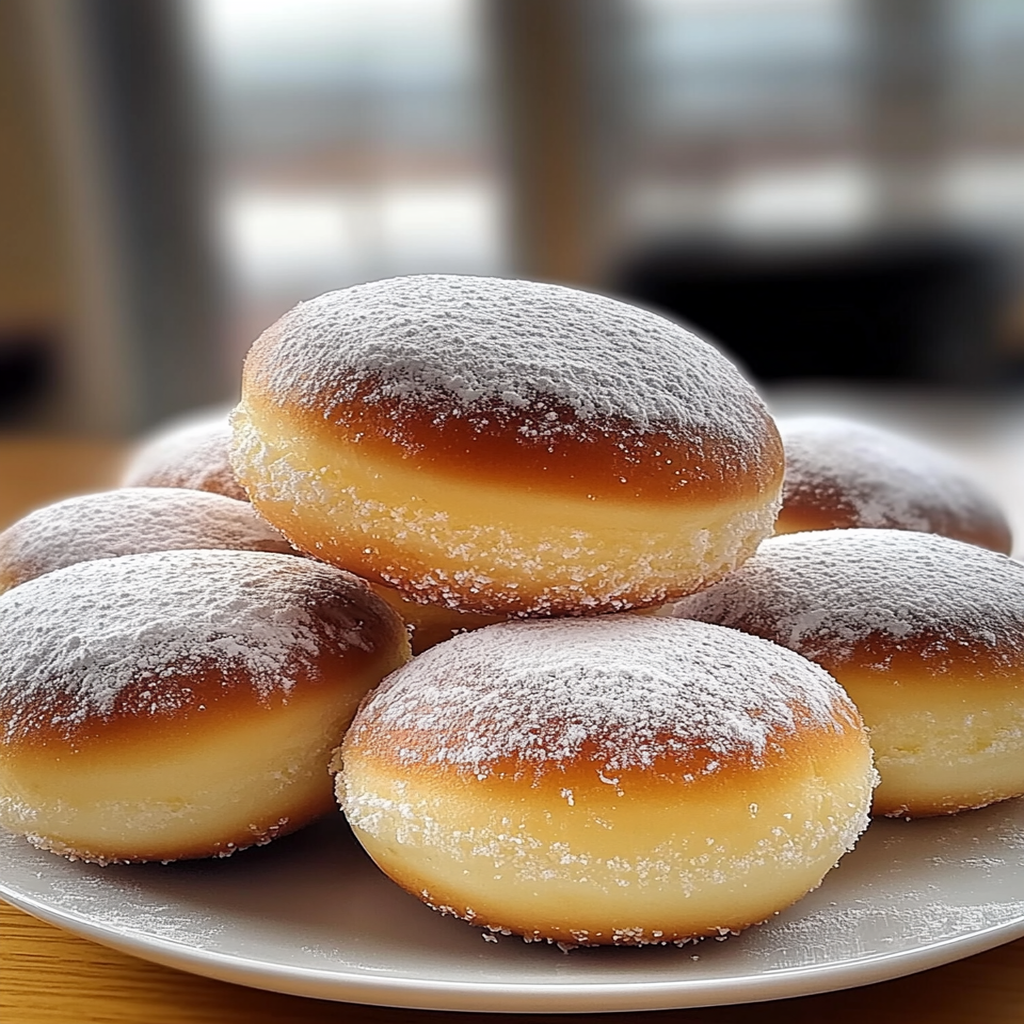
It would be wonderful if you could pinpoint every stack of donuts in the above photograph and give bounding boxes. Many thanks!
[0,274,1021,951]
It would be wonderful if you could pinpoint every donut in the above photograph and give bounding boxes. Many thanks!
[776,416,1011,553]
[0,487,297,594]
[232,275,784,616]
[0,549,410,864]
[122,408,247,501]
[335,616,874,946]
[673,529,1024,817]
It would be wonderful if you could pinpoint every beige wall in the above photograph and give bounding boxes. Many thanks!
[0,1,68,333]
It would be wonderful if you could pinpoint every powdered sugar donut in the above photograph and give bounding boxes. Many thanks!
[0,549,409,863]
[776,416,1011,553]
[232,275,784,616]
[0,488,296,593]
[336,616,873,946]
[673,529,1024,817]
[122,408,247,501]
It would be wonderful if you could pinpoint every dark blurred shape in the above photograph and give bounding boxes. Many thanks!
[861,0,951,229]
[62,0,227,429]
[0,1,67,431]
[486,0,624,284]
[0,333,55,426]
[615,233,1014,386]
[19,0,228,434]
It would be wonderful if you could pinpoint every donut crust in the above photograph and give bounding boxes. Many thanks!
[0,550,411,863]
[233,399,782,615]
[674,530,1024,817]
[340,735,872,946]
[335,617,874,945]
[233,277,785,616]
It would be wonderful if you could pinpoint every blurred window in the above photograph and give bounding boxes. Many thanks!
[625,0,1024,239]
[188,0,505,354]
[626,0,863,237]
[633,0,857,154]
[946,0,1024,226]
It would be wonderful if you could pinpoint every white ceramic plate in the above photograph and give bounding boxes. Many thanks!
[2,800,1023,1014]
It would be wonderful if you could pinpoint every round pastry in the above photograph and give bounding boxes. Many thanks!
[336,615,874,946]
[122,408,247,501]
[232,275,784,616]
[776,416,1011,553]
[0,549,410,864]
[0,487,297,594]
[673,529,1024,817]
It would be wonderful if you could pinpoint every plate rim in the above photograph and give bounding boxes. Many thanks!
[3,877,1023,1014]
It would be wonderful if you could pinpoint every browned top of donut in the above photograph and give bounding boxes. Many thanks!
[342,616,864,785]
[122,409,247,501]
[674,529,1024,678]
[241,276,782,502]
[0,488,296,592]
[777,416,1012,552]
[0,549,408,751]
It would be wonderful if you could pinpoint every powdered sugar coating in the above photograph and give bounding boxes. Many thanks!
[122,409,247,501]
[0,549,377,744]
[0,488,296,591]
[778,416,1010,548]
[346,616,859,778]
[246,275,771,443]
[673,529,1024,668]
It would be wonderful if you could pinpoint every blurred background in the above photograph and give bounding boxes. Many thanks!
[5,0,1024,441]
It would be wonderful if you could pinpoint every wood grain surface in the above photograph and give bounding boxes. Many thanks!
[0,435,1022,1024]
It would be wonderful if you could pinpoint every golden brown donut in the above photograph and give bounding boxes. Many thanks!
[0,549,410,864]
[776,416,1011,553]
[0,487,296,594]
[232,275,784,616]
[122,408,248,501]
[336,616,874,946]
[673,529,1024,817]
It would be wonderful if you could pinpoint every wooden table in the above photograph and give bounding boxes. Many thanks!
[1,434,1022,1024]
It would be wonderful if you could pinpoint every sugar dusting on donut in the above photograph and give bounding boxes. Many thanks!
[674,529,1024,667]
[0,488,294,590]
[339,615,874,947]
[247,275,770,442]
[122,411,246,500]
[779,416,1007,535]
[346,616,858,779]
[0,549,373,744]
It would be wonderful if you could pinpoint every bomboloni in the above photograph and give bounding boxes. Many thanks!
[232,275,784,616]
[674,529,1024,817]
[776,416,1011,553]
[0,549,410,864]
[335,615,874,946]
[122,408,248,501]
